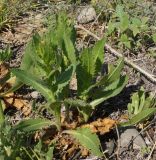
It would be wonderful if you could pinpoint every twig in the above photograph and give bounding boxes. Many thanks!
[75,25,156,84]
[115,124,120,160]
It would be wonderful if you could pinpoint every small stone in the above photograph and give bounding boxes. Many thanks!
[77,6,96,24]
[31,91,40,99]
[119,127,146,152]
[105,139,115,155]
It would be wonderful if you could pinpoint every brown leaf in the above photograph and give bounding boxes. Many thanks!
[3,93,31,116]
[82,118,117,135]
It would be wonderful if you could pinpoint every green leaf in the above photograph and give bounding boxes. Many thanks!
[77,48,93,95]
[63,32,77,64]
[120,34,131,48]
[54,65,76,95]
[14,118,52,132]
[77,39,105,95]
[131,18,142,27]
[64,128,103,157]
[120,108,156,127]
[20,40,35,71]
[64,98,92,121]
[49,102,61,130]
[92,38,105,73]
[11,69,55,102]
[152,33,156,43]
[0,47,12,62]
[90,75,128,108]
[0,100,4,125]
[97,58,124,86]
[64,98,91,108]
[116,5,129,32]
[46,146,54,160]
[130,24,140,37]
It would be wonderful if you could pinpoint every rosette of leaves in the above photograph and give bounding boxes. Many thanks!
[120,87,156,127]
[11,13,128,124]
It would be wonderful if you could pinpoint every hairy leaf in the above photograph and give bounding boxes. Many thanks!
[11,69,55,102]
[98,58,124,86]
[64,98,91,108]
[14,118,53,132]
[90,75,128,108]
[64,128,103,157]
[63,32,77,64]
[120,108,156,127]
[54,65,76,95]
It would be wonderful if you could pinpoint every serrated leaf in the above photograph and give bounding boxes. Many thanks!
[64,98,92,121]
[63,32,77,64]
[120,108,156,127]
[90,75,128,108]
[11,69,55,103]
[115,5,129,32]
[54,65,75,95]
[92,38,105,73]
[97,58,124,86]
[64,98,90,107]
[131,18,142,27]
[77,39,105,96]
[64,128,103,157]
[14,118,53,132]
[77,48,93,95]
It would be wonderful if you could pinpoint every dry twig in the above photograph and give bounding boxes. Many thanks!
[75,25,156,84]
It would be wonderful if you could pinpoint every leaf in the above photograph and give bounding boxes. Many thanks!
[3,92,32,116]
[0,100,4,124]
[49,102,61,129]
[97,58,124,86]
[130,24,140,37]
[11,69,55,103]
[64,98,92,121]
[92,38,105,73]
[77,39,105,96]
[64,98,91,108]
[20,39,35,71]
[64,128,103,157]
[0,47,12,62]
[82,118,116,135]
[90,75,128,108]
[63,32,77,64]
[131,18,142,27]
[46,146,54,160]
[120,34,131,48]
[116,5,129,32]
[152,33,156,43]
[14,118,52,132]
[55,65,76,95]
[77,48,93,95]
[120,108,156,127]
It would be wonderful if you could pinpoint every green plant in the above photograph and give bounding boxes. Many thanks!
[0,119,55,160]
[10,13,128,158]
[120,87,156,127]
[107,5,150,50]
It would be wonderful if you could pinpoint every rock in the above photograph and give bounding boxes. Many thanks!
[119,127,146,152]
[31,91,40,99]
[77,6,96,24]
[105,139,115,155]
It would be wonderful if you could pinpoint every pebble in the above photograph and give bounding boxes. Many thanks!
[31,91,40,99]
[77,6,96,24]
[119,127,146,152]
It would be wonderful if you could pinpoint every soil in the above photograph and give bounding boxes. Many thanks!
[0,1,156,160]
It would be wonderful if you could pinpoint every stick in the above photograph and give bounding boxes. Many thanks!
[75,25,156,84]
